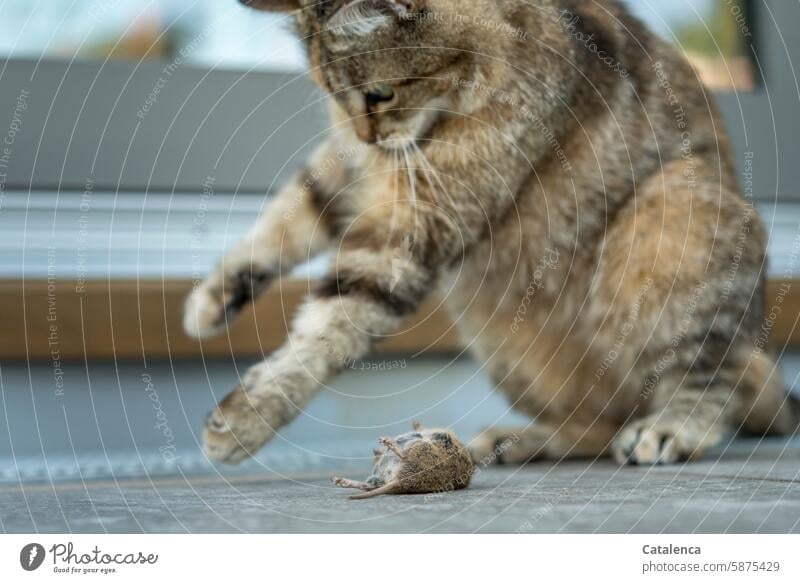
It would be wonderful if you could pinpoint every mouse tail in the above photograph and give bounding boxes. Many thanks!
[349,481,402,500]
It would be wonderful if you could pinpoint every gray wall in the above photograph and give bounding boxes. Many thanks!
[0,1,798,198]
[0,60,326,193]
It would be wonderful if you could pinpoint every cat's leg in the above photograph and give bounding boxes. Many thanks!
[737,349,798,436]
[184,143,345,339]
[470,418,619,465]
[617,347,797,466]
[200,114,531,462]
[203,242,435,462]
[611,363,739,465]
[612,342,750,465]
[590,159,771,465]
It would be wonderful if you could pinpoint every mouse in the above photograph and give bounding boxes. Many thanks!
[331,421,474,499]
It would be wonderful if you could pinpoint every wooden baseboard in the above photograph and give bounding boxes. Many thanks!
[1,278,798,362]
[0,278,460,362]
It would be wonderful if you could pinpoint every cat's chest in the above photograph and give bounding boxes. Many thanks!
[438,207,594,355]
[442,242,566,316]
[335,151,407,223]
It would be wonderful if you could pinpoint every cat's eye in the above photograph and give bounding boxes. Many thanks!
[364,84,395,108]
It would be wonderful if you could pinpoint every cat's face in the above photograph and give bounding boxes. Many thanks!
[241,0,502,149]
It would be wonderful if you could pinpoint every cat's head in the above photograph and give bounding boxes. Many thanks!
[240,0,510,149]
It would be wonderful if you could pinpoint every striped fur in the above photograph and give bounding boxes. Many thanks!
[192,0,794,465]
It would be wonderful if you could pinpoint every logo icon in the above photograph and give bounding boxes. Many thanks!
[20,543,46,571]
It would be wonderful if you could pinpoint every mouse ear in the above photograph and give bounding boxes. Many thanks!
[412,420,422,431]
[238,0,299,12]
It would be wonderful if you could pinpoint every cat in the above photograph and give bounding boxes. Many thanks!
[184,0,798,465]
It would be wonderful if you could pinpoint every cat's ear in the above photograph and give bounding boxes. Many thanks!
[238,0,299,12]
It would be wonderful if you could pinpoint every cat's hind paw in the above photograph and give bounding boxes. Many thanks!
[612,418,698,466]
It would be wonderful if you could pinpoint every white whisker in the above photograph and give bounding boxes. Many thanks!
[401,144,418,206]
[389,149,400,239]
[401,143,424,243]
[411,141,457,210]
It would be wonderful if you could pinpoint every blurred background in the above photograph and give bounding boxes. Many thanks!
[1,0,800,489]
[0,0,759,86]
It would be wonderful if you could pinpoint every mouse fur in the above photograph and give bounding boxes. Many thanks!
[332,422,474,499]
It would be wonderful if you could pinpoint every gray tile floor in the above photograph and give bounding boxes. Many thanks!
[2,437,798,533]
[3,356,800,533]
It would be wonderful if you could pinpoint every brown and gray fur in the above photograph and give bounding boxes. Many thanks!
[332,421,473,499]
[185,0,798,466]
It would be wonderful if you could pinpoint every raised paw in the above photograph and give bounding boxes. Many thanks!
[203,383,292,464]
[184,264,273,340]
[612,418,700,466]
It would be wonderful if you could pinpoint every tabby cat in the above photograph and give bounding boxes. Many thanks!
[185,0,797,465]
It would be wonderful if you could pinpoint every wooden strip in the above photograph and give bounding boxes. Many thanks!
[0,278,461,362]
[1,278,798,362]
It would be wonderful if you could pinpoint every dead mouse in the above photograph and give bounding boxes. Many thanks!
[332,421,474,499]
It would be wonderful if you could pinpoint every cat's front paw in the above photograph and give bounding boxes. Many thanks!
[612,417,699,465]
[183,266,272,340]
[184,285,228,340]
[203,383,292,464]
